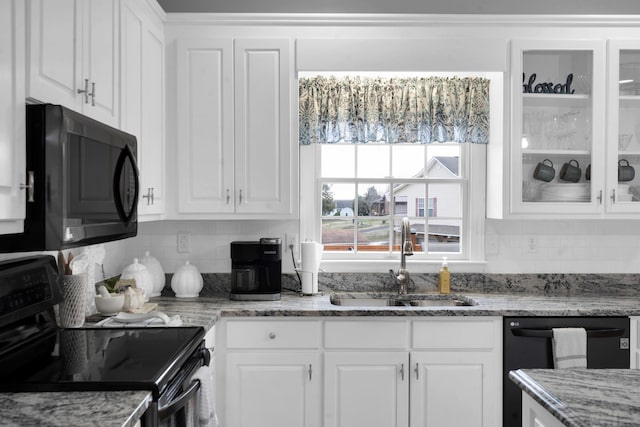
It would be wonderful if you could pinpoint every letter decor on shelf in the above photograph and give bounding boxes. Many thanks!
[522,73,575,94]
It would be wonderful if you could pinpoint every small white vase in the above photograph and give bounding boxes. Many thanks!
[171,261,203,298]
[140,251,165,297]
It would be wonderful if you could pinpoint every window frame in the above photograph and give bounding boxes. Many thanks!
[298,72,500,273]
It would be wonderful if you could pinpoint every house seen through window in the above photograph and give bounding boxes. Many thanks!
[320,143,463,255]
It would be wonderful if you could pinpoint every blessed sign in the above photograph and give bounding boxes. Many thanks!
[522,73,575,94]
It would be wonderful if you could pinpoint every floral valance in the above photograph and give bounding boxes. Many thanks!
[299,76,490,145]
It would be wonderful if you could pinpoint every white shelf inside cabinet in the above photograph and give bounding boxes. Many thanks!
[522,93,591,107]
[522,149,591,157]
[618,151,640,156]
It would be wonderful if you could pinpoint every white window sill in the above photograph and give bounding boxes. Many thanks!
[319,259,488,274]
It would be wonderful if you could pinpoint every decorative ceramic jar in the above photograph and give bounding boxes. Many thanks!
[120,258,153,302]
[140,251,165,297]
[171,261,203,298]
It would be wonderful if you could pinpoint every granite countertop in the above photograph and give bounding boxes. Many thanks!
[5,288,640,427]
[510,369,640,427]
[0,390,150,427]
[152,291,640,324]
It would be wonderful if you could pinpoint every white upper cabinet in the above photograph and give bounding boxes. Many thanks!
[0,0,26,234]
[510,39,606,216]
[606,40,640,214]
[27,0,119,127]
[120,0,165,219]
[175,37,297,218]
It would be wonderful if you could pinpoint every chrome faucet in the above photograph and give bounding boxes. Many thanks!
[389,217,413,294]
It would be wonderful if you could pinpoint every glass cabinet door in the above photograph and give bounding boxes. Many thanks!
[511,40,606,214]
[607,41,640,213]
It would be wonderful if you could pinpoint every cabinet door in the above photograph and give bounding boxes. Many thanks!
[83,0,119,126]
[176,38,234,214]
[324,351,409,427]
[234,39,295,215]
[607,41,640,213]
[511,39,606,215]
[521,393,565,427]
[226,352,321,427]
[121,0,164,218]
[410,351,500,427]
[0,0,26,234]
[27,0,80,108]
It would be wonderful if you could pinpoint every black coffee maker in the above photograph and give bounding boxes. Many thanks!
[230,238,282,301]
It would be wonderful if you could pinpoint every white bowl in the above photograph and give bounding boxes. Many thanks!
[94,294,125,316]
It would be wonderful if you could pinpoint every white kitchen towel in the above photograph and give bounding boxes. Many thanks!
[190,364,219,427]
[552,327,587,369]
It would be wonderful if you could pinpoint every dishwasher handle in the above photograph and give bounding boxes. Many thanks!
[511,327,625,339]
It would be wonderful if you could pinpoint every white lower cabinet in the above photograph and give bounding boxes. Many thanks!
[521,393,564,427]
[630,316,639,368]
[324,351,409,427]
[218,317,501,427]
[226,352,321,427]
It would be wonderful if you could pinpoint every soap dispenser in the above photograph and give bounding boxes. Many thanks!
[439,257,450,294]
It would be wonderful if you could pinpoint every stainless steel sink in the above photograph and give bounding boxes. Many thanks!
[329,293,476,307]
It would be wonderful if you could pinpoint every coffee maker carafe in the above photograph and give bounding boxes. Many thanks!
[230,238,282,301]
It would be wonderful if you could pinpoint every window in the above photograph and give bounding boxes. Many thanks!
[319,143,464,255]
[298,72,497,266]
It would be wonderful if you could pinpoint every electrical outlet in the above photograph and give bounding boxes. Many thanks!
[527,236,537,254]
[177,232,191,253]
[285,233,297,252]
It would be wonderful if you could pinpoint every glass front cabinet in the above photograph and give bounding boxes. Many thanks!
[511,40,606,215]
[607,40,640,214]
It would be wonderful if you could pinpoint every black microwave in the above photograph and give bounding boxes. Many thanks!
[0,104,139,253]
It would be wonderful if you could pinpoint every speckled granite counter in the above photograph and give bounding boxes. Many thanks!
[6,287,640,427]
[0,390,150,427]
[510,369,640,427]
[152,291,640,322]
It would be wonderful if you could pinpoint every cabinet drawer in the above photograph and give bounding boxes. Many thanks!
[324,320,409,349]
[412,318,498,350]
[226,320,321,349]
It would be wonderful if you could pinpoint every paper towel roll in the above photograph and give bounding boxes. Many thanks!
[301,241,322,295]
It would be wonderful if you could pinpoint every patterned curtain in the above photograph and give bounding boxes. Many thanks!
[299,76,490,145]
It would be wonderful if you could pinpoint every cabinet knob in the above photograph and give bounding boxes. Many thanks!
[268,332,276,339]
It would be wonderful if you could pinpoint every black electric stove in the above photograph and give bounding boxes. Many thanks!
[0,255,208,426]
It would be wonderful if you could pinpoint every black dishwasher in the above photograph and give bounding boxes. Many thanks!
[503,316,630,427]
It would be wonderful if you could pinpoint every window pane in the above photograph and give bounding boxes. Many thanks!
[392,183,426,217]
[426,146,461,178]
[358,183,389,216]
[357,219,391,251]
[428,183,462,217]
[392,144,425,178]
[357,145,390,178]
[322,183,355,216]
[322,218,354,251]
[427,219,461,253]
[321,144,355,177]
[392,217,425,252]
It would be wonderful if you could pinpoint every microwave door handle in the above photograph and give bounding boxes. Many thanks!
[511,327,625,339]
[113,144,140,224]
[157,378,201,420]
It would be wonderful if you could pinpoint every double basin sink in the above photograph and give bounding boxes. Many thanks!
[329,293,477,307]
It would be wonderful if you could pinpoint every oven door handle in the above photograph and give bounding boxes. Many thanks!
[157,378,200,420]
[511,327,625,338]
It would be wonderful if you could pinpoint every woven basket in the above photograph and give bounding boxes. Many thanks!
[59,273,88,327]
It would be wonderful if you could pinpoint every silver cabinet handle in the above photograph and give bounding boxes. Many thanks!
[308,364,312,381]
[414,363,419,380]
[400,363,405,381]
[77,78,90,104]
[268,332,276,339]
[597,190,602,204]
[239,189,243,204]
[142,187,155,205]
[90,82,96,106]
[19,171,35,202]
[226,189,230,204]
[611,189,616,203]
